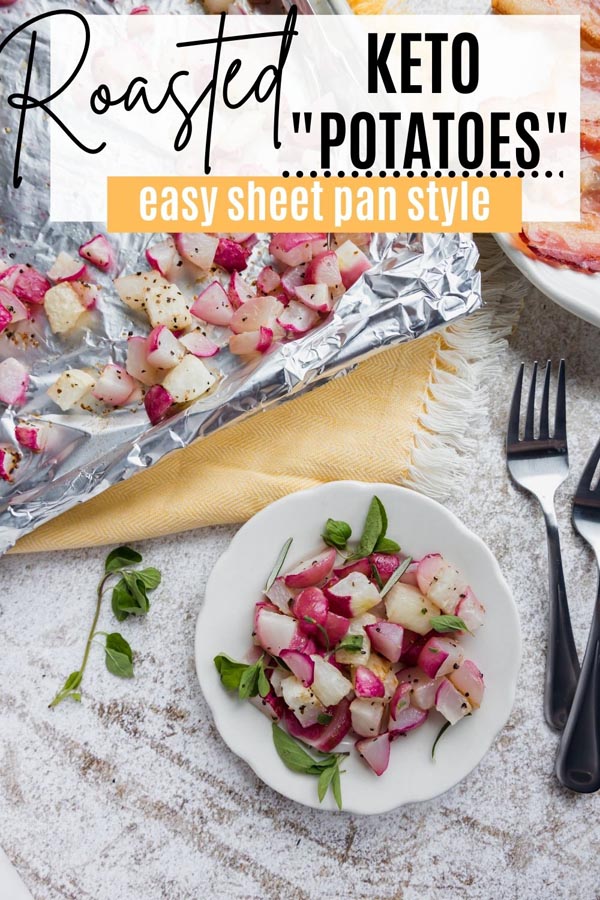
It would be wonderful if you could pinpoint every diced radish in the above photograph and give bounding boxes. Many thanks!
[388,703,429,737]
[354,665,385,698]
[284,548,336,589]
[216,232,255,243]
[0,265,20,291]
[126,336,159,386]
[397,666,441,710]
[0,302,11,333]
[449,660,484,708]
[230,295,284,335]
[0,358,29,406]
[277,300,320,335]
[174,233,219,270]
[145,237,181,279]
[269,233,326,268]
[79,234,115,272]
[214,238,251,272]
[72,281,100,309]
[161,355,216,403]
[131,5,152,14]
[114,272,155,312]
[44,282,86,333]
[364,621,404,663]
[389,681,411,719]
[146,325,186,370]
[305,250,342,288]
[370,553,401,584]
[366,651,398,701]
[280,263,307,300]
[435,678,472,725]
[284,697,351,752]
[0,265,50,304]
[310,655,352,707]
[281,675,324,727]
[334,612,375,665]
[335,232,372,247]
[400,630,426,665]
[47,369,95,411]
[325,572,381,618]
[455,588,486,632]
[417,554,468,614]
[47,252,88,283]
[418,636,464,679]
[319,611,349,649]
[255,608,298,656]
[384,582,440,635]
[269,668,287,696]
[249,690,284,722]
[295,283,332,314]
[399,558,420,586]
[350,697,384,738]
[254,599,282,631]
[15,423,44,452]
[333,558,371,579]
[256,266,281,295]
[355,733,390,776]
[0,447,19,482]
[227,271,255,308]
[92,364,136,407]
[290,586,328,636]
[279,650,315,687]
[264,577,296,615]
[335,240,371,289]
[179,330,220,358]
[144,384,173,424]
[191,281,233,327]
[144,279,191,331]
[229,327,273,356]
[0,286,29,323]
[416,553,448,593]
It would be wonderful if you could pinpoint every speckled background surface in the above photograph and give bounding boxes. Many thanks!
[1,241,599,900]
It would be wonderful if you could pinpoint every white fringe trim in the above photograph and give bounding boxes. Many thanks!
[402,235,525,500]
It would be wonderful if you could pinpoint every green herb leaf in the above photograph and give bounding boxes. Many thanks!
[379,556,413,599]
[303,616,330,652]
[317,765,336,802]
[272,723,332,775]
[49,670,83,708]
[265,537,293,592]
[374,536,401,553]
[214,653,268,699]
[258,666,271,698]
[317,713,333,725]
[335,634,364,653]
[105,546,142,573]
[354,496,385,558]
[370,562,384,591]
[111,578,134,622]
[431,721,451,760]
[214,654,252,692]
[123,573,150,614]
[374,497,388,537]
[238,664,260,700]
[103,633,134,678]
[331,765,343,810]
[429,615,471,634]
[322,518,352,551]
[135,567,162,590]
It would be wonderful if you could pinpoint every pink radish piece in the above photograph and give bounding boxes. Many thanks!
[79,234,115,271]
[179,331,220,358]
[0,286,29,323]
[0,358,29,406]
[214,238,250,272]
[325,572,381,617]
[355,733,390,776]
[144,385,173,424]
[0,447,19,481]
[305,250,342,287]
[335,240,371,289]
[417,553,467,614]
[284,547,336,589]
[191,281,233,327]
[397,666,441,710]
[449,660,484,708]
[174,233,218,269]
[279,650,315,687]
[277,299,320,335]
[388,704,429,737]
[72,281,99,309]
[15,424,44,452]
[455,588,486,632]
[255,607,298,656]
[145,237,180,278]
[126,336,159,386]
[399,558,420,586]
[1,265,50,304]
[295,283,333,314]
[264,577,296,615]
[333,558,371,579]
[146,325,185,370]
[401,631,427,666]
[0,302,12,333]
[216,232,255,243]
[354,665,385,698]
[227,271,255,308]
[369,553,400,583]
[92,364,136,407]
[229,327,273,356]
[435,678,472,725]
[364,621,404,663]
[269,233,326,268]
[318,611,349,648]
[311,655,352,707]
[230,295,284,334]
[47,252,88,283]
[284,697,351,752]
[290,586,328,634]
[249,691,284,722]
[350,697,384,737]
[280,263,307,300]
[418,636,464,678]
[131,4,151,12]
[389,682,412,719]
[256,266,281,294]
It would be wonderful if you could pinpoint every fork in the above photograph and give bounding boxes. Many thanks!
[555,439,600,792]
[507,360,580,730]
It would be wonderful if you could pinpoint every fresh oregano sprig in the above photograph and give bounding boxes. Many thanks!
[214,653,270,699]
[49,546,161,708]
[271,723,346,809]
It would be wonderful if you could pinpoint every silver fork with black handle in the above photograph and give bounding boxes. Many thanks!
[556,438,600,792]
[506,360,580,730]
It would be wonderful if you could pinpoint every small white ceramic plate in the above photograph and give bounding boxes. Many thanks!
[495,233,600,329]
[195,482,521,814]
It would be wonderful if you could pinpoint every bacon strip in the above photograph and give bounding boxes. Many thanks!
[492,0,600,49]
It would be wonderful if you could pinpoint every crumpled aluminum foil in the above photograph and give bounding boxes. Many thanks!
[0,1,481,555]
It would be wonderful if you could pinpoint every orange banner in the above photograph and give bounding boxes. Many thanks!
[107,176,522,234]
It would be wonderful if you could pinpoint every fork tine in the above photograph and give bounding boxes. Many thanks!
[576,438,600,497]
[554,359,567,442]
[507,363,524,445]
[524,361,538,440]
[539,360,551,439]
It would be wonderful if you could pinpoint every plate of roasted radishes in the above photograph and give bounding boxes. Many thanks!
[196,482,520,813]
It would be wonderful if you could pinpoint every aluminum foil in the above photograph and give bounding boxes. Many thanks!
[0,1,481,555]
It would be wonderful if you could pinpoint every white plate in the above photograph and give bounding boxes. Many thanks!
[495,233,600,328]
[195,482,521,814]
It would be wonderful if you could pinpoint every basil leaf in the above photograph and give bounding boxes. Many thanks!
[322,518,352,551]
[317,713,333,725]
[238,664,260,700]
[355,496,384,558]
[135,567,161,590]
[429,615,470,634]
[105,546,142,573]
[214,654,249,691]
[265,537,293,592]
[374,497,388,537]
[104,633,134,678]
[317,765,336,802]
[331,765,343,810]
[272,724,333,775]
[431,721,451,760]
[336,634,363,652]
[111,578,134,622]
[258,666,271,698]
[374,536,401,553]
[379,556,412,599]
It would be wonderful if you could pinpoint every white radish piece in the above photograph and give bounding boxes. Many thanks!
[334,613,376,666]
[280,263,307,300]
[353,665,385,698]
[417,554,468,614]
[279,650,315,686]
[44,283,86,334]
[144,384,173,425]
[455,588,486,632]
[229,327,273,356]
[174,233,219,270]
[388,703,429,737]
[145,279,191,331]
[0,302,11,333]
[47,368,95,411]
[0,358,29,406]
[384,582,440,635]
[280,676,324,727]
[230,296,284,335]
[364,651,398,701]
[269,233,326,268]
[47,251,88,283]
[305,250,342,288]
[161,355,216,403]
[364,621,404,663]
[0,447,19,482]
[277,299,320,335]
[269,668,287,697]
[92,364,136,407]
[284,547,336,589]
[418,636,464,678]
[114,272,157,312]
[310,655,352,707]
[0,286,29,323]
[145,237,181,279]
[350,697,385,738]
[15,423,45,452]
[72,281,100,309]
[179,330,220,358]
[294,283,333,314]
[126,336,160,386]
[256,266,281,294]
[325,571,381,617]
[355,733,391,776]
[191,281,233,327]
[435,678,472,725]
[228,271,255,308]
[335,240,371,289]
[449,660,484,708]
[255,607,298,655]
[146,325,186,370]
[79,234,115,271]
[264,577,296,616]
[397,667,441,711]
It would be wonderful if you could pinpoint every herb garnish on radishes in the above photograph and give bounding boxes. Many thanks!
[322,518,352,551]
[265,536,293,591]
[49,546,161,708]
[271,723,346,809]
[214,653,270,699]
[429,615,471,634]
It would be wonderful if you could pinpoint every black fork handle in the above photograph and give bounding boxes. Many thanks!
[555,578,600,792]
[544,511,581,730]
